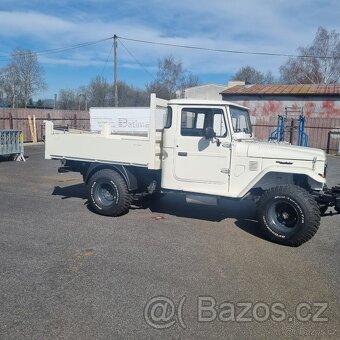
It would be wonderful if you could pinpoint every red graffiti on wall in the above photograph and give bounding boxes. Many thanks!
[321,101,340,116]
[304,102,316,117]
[262,101,283,116]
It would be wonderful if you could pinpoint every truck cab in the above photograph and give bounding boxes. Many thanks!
[162,99,325,198]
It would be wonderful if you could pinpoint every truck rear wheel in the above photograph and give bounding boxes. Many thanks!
[257,185,320,247]
[87,169,132,216]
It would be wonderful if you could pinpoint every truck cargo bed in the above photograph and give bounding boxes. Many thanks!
[44,95,167,170]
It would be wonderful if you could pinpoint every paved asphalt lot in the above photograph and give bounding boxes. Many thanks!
[0,144,339,339]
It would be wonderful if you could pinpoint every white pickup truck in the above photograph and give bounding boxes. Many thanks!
[45,94,340,246]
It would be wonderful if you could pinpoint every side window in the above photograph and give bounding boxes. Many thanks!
[196,113,205,129]
[181,108,228,137]
[213,110,228,137]
[181,109,207,136]
[164,107,172,129]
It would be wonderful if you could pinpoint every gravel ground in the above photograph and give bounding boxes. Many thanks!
[0,145,339,339]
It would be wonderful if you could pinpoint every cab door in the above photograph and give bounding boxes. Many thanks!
[173,106,231,194]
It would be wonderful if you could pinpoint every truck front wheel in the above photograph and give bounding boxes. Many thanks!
[87,169,132,216]
[257,185,320,247]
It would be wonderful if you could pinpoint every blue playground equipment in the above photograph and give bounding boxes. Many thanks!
[268,107,309,147]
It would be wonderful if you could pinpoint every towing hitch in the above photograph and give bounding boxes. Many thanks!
[313,185,340,213]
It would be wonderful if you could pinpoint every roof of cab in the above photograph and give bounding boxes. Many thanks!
[168,98,249,110]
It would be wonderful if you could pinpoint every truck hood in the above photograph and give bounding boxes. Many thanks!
[246,142,326,161]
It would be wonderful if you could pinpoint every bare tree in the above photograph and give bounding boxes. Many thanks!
[177,73,200,98]
[232,65,276,84]
[0,64,20,107]
[146,55,200,100]
[280,27,340,84]
[9,48,46,107]
[87,76,111,107]
[117,81,149,107]
[86,77,149,107]
[58,89,78,110]
[58,78,150,109]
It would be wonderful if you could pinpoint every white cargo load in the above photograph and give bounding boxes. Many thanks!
[90,106,168,134]
[90,107,149,133]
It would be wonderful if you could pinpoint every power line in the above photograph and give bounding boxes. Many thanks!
[37,37,113,56]
[118,38,154,77]
[0,36,114,61]
[117,35,340,60]
[100,42,114,78]
[0,33,338,65]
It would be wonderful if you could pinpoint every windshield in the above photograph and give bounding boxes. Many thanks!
[229,106,252,135]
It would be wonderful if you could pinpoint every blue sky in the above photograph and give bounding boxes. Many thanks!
[0,0,339,99]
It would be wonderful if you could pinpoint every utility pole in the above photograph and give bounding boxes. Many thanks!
[113,35,118,107]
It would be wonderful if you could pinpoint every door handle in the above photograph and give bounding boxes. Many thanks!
[178,152,188,157]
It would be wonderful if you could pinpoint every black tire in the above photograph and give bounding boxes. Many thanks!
[257,185,320,247]
[87,169,132,216]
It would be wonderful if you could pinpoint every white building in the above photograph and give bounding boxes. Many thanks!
[178,81,246,100]
[178,84,226,100]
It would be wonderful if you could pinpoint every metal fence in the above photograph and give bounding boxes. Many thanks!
[0,108,339,153]
[0,129,24,156]
[0,109,90,142]
[252,116,340,153]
